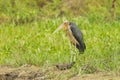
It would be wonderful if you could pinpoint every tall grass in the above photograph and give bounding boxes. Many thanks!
[0,0,120,75]
[0,17,120,73]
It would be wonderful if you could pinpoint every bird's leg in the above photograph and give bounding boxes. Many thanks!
[73,44,76,62]
[73,44,77,62]
[69,43,74,63]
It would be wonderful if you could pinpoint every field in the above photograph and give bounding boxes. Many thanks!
[0,0,120,80]
[0,18,120,79]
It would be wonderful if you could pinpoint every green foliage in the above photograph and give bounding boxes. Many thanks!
[0,0,120,74]
[0,0,120,24]
[0,18,120,74]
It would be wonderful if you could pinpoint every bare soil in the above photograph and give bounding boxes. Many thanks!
[0,64,119,80]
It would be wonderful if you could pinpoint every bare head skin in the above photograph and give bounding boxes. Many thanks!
[53,21,70,34]
[63,21,70,31]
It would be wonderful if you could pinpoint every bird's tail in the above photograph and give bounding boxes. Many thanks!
[76,43,86,53]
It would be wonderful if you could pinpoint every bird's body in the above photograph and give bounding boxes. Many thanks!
[64,22,86,52]
[70,22,86,52]
[53,21,86,62]
[66,28,79,46]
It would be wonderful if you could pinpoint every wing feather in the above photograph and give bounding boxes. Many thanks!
[70,22,86,52]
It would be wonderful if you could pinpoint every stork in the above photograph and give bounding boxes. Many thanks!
[53,21,86,62]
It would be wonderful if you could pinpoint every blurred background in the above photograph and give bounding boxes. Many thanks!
[0,0,120,25]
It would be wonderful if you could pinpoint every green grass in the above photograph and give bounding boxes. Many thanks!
[0,17,120,74]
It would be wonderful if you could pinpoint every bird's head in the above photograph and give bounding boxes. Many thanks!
[53,21,70,34]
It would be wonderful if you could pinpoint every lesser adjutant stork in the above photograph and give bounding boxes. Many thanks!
[53,21,86,62]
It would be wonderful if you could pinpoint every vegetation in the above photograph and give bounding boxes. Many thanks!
[0,0,120,74]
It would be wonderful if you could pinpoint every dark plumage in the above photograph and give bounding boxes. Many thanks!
[70,22,86,52]
[53,21,86,63]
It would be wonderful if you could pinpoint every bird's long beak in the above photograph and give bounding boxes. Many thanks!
[53,24,64,34]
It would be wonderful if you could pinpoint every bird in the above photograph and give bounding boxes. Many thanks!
[53,21,86,62]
